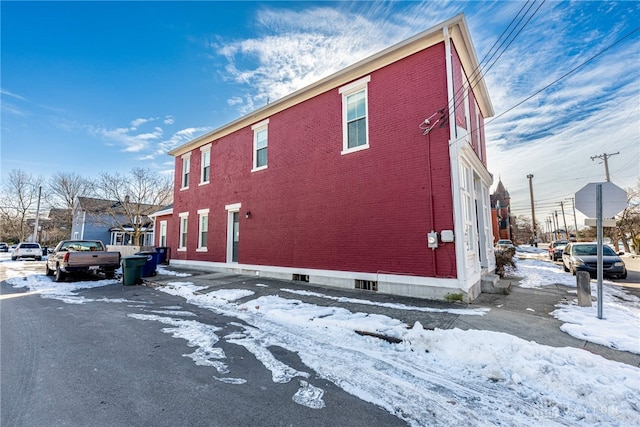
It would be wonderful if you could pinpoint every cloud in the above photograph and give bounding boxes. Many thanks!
[212,3,459,114]
[0,88,28,102]
[164,115,175,125]
[93,124,163,153]
[202,1,638,227]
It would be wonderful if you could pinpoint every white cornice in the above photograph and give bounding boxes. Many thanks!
[169,14,493,157]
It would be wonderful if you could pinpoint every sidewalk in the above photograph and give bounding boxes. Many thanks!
[144,266,640,368]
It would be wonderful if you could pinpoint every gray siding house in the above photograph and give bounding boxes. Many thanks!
[71,197,154,246]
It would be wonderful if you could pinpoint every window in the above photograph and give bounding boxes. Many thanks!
[197,209,209,251]
[200,144,211,184]
[340,76,370,154]
[159,220,167,247]
[460,164,474,252]
[252,119,269,171]
[181,153,191,189]
[179,212,188,250]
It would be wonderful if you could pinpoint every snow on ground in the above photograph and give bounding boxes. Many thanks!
[2,252,640,426]
[512,246,640,354]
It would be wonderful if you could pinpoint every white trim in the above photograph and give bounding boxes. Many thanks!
[169,259,470,300]
[340,76,371,155]
[181,154,191,190]
[338,75,371,94]
[197,210,208,250]
[178,212,189,251]
[251,118,269,130]
[149,207,173,218]
[252,120,269,172]
[199,144,211,186]
[226,206,240,263]
[159,220,168,247]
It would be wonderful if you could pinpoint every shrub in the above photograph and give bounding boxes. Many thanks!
[495,247,516,277]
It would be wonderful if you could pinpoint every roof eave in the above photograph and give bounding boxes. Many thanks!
[169,14,493,157]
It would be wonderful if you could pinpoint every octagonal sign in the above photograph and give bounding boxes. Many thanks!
[575,182,627,218]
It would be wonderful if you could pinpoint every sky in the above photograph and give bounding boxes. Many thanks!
[1,1,639,228]
[2,246,640,425]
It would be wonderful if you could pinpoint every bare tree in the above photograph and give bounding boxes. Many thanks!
[0,169,42,242]
[616,181,640,254]
[45,172,94,241]
[48,171,94,209]
[93,167,173,245]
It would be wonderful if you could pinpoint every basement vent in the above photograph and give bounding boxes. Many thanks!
[355,279,378,292]
[292,274,309,282]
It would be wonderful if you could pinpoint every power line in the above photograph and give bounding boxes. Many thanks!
[483,26,640,128]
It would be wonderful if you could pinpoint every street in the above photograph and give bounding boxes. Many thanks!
[2,254,639,427]
[1,278,402,427]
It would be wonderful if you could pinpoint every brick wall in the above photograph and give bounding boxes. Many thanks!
[172,42,459,278]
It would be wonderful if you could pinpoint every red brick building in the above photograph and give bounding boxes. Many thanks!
[162,15,496,301]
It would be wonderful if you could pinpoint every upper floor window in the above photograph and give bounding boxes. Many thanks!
[181,153,191,189]
[200,144,211,185]
[340,76,370,154]
[252,119,269,171]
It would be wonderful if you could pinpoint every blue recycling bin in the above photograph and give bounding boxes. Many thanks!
[154,247,170,265]
[135,251,159,277]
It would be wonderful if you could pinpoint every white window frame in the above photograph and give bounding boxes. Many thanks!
[159,220,167,247]
[460,163,475,253]
[181,153,191,190]
[252,119,269,172]
[200,144,211,185]
[225,203,241,263]
[178,212,189,251]
[197,208,209,251]
[339,75,371,155]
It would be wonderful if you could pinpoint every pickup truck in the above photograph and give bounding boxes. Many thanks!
[45,240,121,282]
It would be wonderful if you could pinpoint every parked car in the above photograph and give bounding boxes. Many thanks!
[548,240,569,261]
[11,242,43,261]
[495,239,515,251]
[0,242,8,252]
[561,242,627,279]
[45,240,121,282]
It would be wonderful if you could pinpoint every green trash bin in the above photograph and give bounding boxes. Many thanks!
[121,255,147,286]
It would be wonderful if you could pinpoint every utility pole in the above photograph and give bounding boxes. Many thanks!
[560,201,569,240]
[590,152,619,182]
[570,197,578,240]
[526,174,537,246]
[32,186,42,243]
[554,210,559,239]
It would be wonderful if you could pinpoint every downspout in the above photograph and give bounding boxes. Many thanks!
[444,24,467,291]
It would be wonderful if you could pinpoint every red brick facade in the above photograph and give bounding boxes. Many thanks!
[166,15,495,300]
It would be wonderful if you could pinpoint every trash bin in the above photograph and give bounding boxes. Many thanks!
[121,255,147,286]
[135,251,160,277]
[154,247,170,265]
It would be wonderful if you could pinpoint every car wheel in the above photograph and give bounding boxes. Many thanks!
[563,263,569,272]
[571,266,576,276]
[104,271,115,279]
[55,265,66,282]
[11,257,16,261]
[36,256,42,261]
[620,271,628,280]
[45,264,53,276]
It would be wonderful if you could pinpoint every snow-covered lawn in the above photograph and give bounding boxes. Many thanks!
[3,252,639,426]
